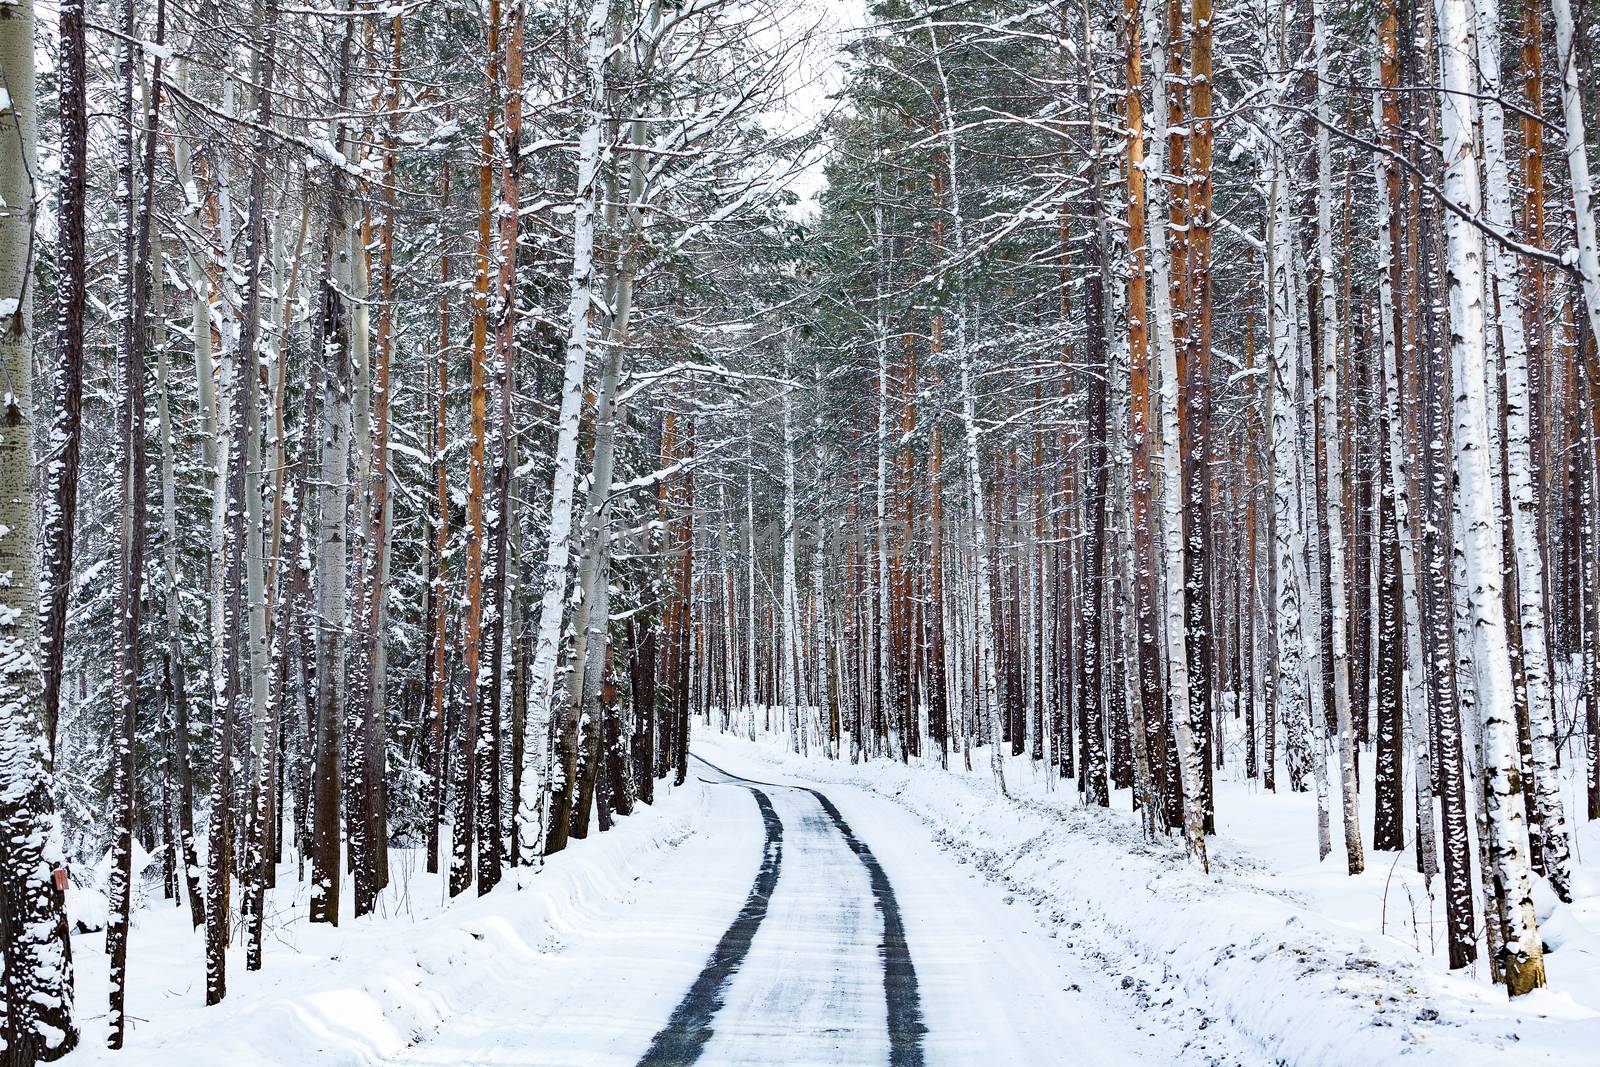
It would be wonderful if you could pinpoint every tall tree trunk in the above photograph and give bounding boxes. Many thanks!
[38,0,88,765]
[1436,0,1545,996]
[426,164,452,876]
[1265,101,1310,810]
[1143,0,1205,868]
[1312,0,1363,876]
[207,0,275,1005]
[109,10,168,1030]
[153,222,206,932]
[239,0,282,962]
[479,0,520,894]
[1122,0,1165,833]
[0,0,79,1057]
[356,8,406,910]
[1078,22,1114,806]
[924,14,1007,795]
[451,0,502,895]
[310,20,357,928]
[524,0,608,859]
[1476,0,1571,902]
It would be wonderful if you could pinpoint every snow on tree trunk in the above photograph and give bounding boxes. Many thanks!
[38,0,87,765]
[239,0,281,964]
[874,190,893,763]
[202,72,241,1005]
[0,0,79,1056]
[1313,0,1363,877]
[425,165,451,876]
[1436,0,1545,996]
[1142,0,1205,869]
[1291,230,1333,862]
[151,225,205,931]
[1077,33,1114,808]
[813,361,835,760]
[1475,0,1571,903]
[782,372,800,754]
[310,20,356,929]
[108,0,171,1036]
[922,10,1005,796]
[522,0,607,860]
[1552,0,1600,349]
[746,454,759,743]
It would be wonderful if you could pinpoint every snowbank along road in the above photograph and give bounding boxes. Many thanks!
[384,744,1260,1067]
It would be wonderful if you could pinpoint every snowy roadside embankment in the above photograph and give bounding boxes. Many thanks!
[64,779,710,1065]
[697,732,1597,1066]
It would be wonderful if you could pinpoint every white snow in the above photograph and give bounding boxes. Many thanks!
[51,722,1600,1066]
[694,727,1600,1066]
[63,781,710,1064]
[691,743,1264,1064]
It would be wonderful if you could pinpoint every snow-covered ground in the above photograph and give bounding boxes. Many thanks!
[57,749,1258,1065]
[694,728,1600,1065]
[54,725,1599,1066]
[63,780,714,1065]
[682,748,1265,1065]
[1211,745,1600,1033]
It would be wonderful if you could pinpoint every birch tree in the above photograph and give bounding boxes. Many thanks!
[1436,0,1545,996]
[0,0,78,1056]
[523,0,608,860]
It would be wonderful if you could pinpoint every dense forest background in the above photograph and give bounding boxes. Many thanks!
[3,0,1600,1059]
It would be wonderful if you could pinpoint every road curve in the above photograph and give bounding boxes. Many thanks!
[380,743,1264,1067]
[637,783,786,1065]
[639,756,925,1066]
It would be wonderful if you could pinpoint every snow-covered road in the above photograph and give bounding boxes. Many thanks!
[388,747,1258,1067]
[62,730,1590,1067]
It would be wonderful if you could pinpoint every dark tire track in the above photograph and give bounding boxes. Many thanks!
[804,788,926,1067]
[638,785,783,1066]
[656,755,926,1067]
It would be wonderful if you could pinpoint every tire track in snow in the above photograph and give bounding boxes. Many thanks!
[672,755,926,1067]
[803,787,927,1067]
[638,783,783,1065]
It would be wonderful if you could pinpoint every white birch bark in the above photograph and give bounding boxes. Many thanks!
[0,1,77,1051]
[1291,221,1333,861]
[1454,494,1504,971]
[812,360,833,758]
[719,486,737,734]
[171,54,215,477]
[873,195,893,761]
[311,216,352,921]
[956,344,1005,795]
[245,243,270,810]
[1552,0,1600,348]
[1383,288,1438,883]
[781,372,800,753]
[1313,0,1363,875]
[150,221,206,923]
[558,0,675,843]
[745,444,758,739]
[1112,325,1152,813]
[350,212,372,649]
[518,0,608,855]
[1142,0,1205,865]
[1476,0,1570,900]
[1264,94,1310,802]
[1437,0,1545,994]
[1369,39,1436,887]
[1379,265,1439,884]
[207,78,238,730]
[923,13,1006,794]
